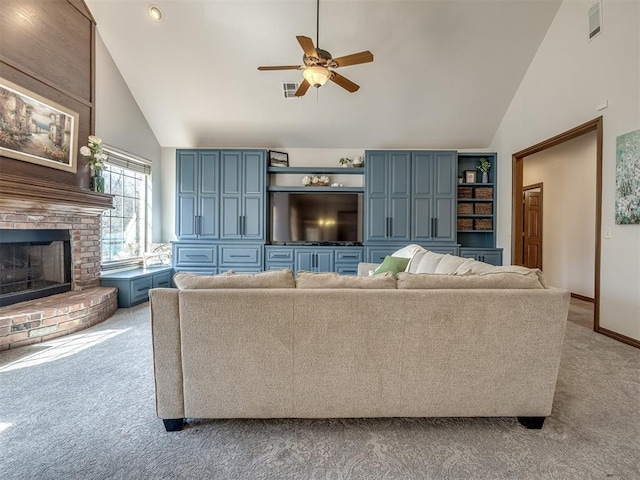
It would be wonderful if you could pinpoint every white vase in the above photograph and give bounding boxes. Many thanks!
[482,172,489,183]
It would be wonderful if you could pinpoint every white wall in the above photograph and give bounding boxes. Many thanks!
[523,133,596,297]
[94,32,163,242]
[491,0,640,340]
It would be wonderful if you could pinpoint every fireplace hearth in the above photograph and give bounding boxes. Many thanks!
[0,229,72,307]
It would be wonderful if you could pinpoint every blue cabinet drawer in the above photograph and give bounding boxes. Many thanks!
[219,245,262,266]
[152,271,172,288]
[130,276,153,305]
[266,248,294,262]
[265,263,294,271]
[336,266,359,276]
[335,249,363,264]
[175,245,217,266]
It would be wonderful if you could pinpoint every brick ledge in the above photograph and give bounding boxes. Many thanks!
[0,287,118,351]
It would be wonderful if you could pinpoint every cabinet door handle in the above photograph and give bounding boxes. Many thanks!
[194,216,199,236]
[386,217,391,238]
[186,254,209,259]
[434,218,438,238]
[272,254,289,258]
[137,287,150,293]
[199,216,203,236]
[341,254,358,259]
[313,253,317,269]
[242,215,247,235]
[230,254,251,258]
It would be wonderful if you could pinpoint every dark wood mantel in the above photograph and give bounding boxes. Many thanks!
[0,173,113,215]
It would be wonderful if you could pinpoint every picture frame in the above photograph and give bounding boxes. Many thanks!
[464,170,477,183]
[268,150,289,167]
[0,76,79,173]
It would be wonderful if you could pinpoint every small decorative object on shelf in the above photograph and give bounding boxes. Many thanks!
[339,157,352,167]
[269,150,289,167]
[351,156,364,167]
[80,135,107,193]
[477,157,491,183]
[90,170,105,193]
[302,174,330,186]
[464,170,477,183]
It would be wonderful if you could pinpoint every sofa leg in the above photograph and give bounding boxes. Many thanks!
[517,416,545,429]
[163,418,184,432]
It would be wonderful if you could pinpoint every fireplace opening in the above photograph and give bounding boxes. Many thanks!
[0,230,72,307]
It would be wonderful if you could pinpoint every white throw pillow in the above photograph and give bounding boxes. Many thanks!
[434,254,470,275]
[454,258,477,275]
[414,251,446,273]
[391,244,425,259]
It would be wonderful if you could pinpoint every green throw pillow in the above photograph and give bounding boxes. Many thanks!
[373,256,410,277]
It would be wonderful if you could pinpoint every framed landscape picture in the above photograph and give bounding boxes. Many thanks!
[269,150,289,167]
[0,76,78,173]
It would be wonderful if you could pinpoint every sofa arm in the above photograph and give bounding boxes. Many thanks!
[358,262,380,276]
[149,288,185,421]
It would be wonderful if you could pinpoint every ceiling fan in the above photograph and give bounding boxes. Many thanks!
[257,0,374,97]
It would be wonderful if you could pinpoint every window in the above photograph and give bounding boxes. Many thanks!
[100,146,152,269]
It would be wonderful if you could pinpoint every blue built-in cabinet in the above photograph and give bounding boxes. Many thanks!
[456,152,502,265]
[365,151,412,242]
[365,150,458,247]
[264,246,364,275]
[411,151,457,243]
[176,150,219,239]
[174,149,267,273]
[220,150,266,241]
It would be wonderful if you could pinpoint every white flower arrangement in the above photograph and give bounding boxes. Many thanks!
[80,135,108,172]
[302,174,330,186]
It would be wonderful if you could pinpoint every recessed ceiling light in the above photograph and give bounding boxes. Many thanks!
[149,5,163,22]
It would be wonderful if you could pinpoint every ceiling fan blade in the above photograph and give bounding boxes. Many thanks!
[257,65,301,71]
[331,51,374,68]
[330,71,360,93]
[294,79,311,97]
[296,36,318,58]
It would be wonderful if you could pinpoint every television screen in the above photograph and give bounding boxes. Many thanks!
[270,192,363,244]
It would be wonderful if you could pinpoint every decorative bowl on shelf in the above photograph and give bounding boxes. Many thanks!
[302,175,330,186]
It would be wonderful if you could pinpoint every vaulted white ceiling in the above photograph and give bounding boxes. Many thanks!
[86,0,562,149]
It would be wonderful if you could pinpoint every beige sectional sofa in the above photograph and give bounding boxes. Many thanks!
[150,258,570,432]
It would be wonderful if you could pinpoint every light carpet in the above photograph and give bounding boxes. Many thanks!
[0,299,638,480]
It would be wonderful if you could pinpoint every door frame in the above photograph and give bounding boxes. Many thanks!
[523,183,543,271]
[511,116,602,333]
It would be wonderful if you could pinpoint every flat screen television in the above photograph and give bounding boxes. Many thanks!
[270,192,363,244]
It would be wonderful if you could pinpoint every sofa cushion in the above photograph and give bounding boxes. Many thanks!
[433,254,471,274]
[373,256,410,277]
[478,265,548,288]
[411,251,446,273]
[296,271,396,289]
[460,259,497,275]
[173,270,295,289]
[396,272,545,289]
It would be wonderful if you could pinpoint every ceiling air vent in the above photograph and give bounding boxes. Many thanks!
[282,82,300,99]
[588,0,602,41]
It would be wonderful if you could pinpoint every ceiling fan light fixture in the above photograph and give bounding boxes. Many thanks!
[303,66,331,88]
[148,5,163,21]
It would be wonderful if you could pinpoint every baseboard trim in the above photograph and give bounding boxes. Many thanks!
[571,293,595,303]
[596,327,640,349]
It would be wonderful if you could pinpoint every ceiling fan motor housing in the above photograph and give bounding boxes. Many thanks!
[303,48,333,67]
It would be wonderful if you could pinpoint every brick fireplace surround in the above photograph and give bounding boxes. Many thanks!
[0,174,117,351]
